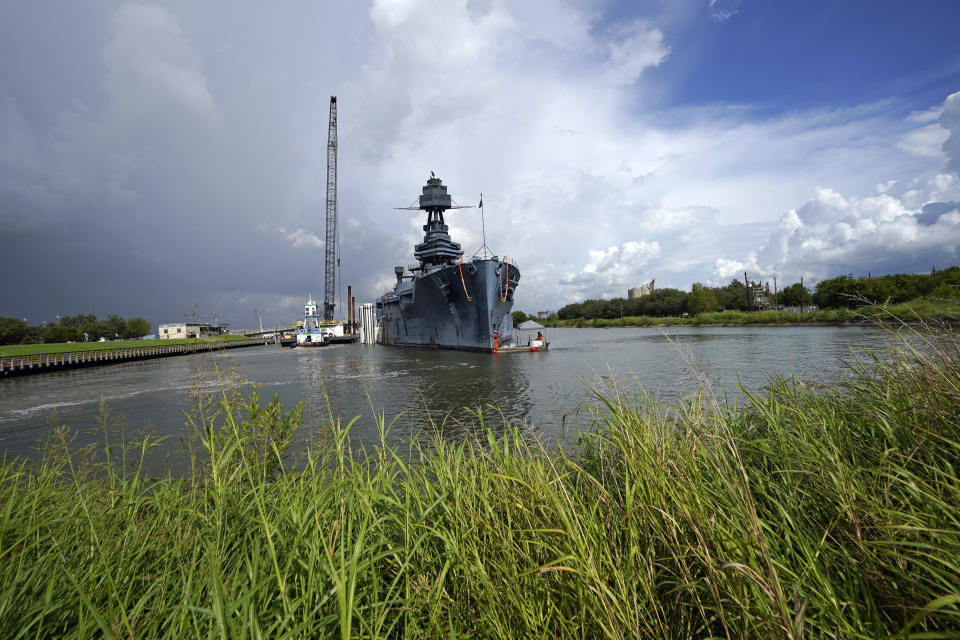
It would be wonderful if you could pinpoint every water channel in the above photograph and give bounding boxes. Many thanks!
[0,326,904,473]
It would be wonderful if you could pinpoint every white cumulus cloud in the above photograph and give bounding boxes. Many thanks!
[278,227,324,249]
[712,91,960,284]
[560,240,660,300]
[604,20,670,85]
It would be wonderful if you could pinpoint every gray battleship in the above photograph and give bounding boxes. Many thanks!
[377,175,519,352]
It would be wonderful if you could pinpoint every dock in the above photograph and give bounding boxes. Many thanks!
[0,338,271,377]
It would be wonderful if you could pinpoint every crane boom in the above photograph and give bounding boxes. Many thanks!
[323,96,338,322]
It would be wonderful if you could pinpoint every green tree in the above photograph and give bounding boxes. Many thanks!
[557,302,583,320]
[581,299,604,319]
[716,279,748,311]
[634,288,688,316]
[931,266,960,290]
[0,317,29,345]
[511,310,529,325]
[859,278,897,305]
[780,282,814,307]
[686,284,720,315]
[814,276,854,308]
[104,314,126,340]
[124,317,151,338]
[60,313,97,332]
[605,298,628,319]
[41,325,84,343]
[929,282,960,300]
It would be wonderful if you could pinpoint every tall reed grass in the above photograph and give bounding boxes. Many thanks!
[1,331,958,638]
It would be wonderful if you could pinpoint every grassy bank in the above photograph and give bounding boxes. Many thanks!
[0,334,256,357]
[555,307,854,328]
[1,333,958,637]
[555,297,957,328]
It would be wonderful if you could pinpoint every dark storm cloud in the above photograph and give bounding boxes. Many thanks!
[1,2,376,329]
[1,1,957,329]
[917,201,960,226]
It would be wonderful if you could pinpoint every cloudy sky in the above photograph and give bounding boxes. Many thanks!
[2,0,960,329]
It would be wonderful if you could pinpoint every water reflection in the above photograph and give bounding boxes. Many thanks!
[289,347,535,445]
[0,326,905,473]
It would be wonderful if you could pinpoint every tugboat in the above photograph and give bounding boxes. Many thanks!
[296,294,331,347]
[376,175,519,352]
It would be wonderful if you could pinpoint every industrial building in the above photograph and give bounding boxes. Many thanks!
[157,322,228,339]
[628,280,655,299]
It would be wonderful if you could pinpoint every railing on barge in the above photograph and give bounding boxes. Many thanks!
[0,339,270,377]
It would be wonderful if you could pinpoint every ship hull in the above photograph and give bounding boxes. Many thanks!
[296,334,329,347]
[377,258,519,351]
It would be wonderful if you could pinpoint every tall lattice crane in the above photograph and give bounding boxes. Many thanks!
[323,97,338,322]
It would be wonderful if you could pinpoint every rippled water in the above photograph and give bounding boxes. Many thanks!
[0,326,903,472]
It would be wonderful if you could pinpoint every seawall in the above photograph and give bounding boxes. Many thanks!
[0,339,270,378]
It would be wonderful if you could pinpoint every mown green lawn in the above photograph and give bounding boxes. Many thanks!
[0,335,255,357]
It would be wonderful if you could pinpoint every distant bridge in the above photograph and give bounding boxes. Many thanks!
[234,326,296,339]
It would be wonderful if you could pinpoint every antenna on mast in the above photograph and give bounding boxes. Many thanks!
[323,96,338,322]
[476,193,492,259]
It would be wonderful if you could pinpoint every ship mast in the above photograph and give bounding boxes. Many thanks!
[396,174,473,271]
[323,97,338,322]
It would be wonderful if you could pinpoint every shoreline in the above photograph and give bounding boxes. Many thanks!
[552,320,854,328]
[0,337,271,377]
[548,316,957,330]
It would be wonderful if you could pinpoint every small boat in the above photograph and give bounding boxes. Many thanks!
[296,294,332,347]
[498,319,549,353]
[279,331,297,348]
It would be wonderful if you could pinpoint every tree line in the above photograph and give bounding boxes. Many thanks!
[0,314,152,345]
[545,266,960,321]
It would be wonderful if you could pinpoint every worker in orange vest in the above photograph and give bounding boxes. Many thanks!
[491,329,501,351]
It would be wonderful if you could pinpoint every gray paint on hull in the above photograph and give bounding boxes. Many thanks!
[377,259,519,351]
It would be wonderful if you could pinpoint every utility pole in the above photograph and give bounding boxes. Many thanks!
[744,271,751,312]
[773,275,778,309]
[800,275,805,314]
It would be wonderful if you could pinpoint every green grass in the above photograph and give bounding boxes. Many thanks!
[1,331,959,637]
[556,296,957,327]
[859,296,960,322]
[0,335,255,357]
[556,309,856,327]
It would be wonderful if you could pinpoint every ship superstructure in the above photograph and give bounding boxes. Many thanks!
[376,175,519,352]
[296,294,330,346]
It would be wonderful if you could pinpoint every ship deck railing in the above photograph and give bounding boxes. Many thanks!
[467,254,519,268]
